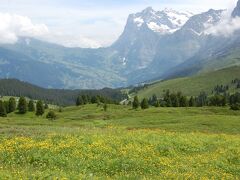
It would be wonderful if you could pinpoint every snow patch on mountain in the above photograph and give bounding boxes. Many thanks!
[134,17,144,27]
[122,57,127,66]
[162,8,193,28]
[131,7,193,34]
[147,22,170,33]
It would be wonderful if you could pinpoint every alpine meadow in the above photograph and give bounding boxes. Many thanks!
[0,0,240,179]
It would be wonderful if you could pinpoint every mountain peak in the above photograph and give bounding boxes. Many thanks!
[232,0,240,17]
[142,7,154,13]
[128,7,193,34]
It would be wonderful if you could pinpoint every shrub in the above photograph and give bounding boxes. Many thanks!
[230,103,240,111]
[58,107,63,112]
[46,111,57,120]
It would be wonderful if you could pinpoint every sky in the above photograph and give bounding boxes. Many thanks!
[0,0,238,48]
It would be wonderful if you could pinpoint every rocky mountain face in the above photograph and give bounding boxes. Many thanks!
[232,0,240,17]
[111,7,192,74]
[163,1,240,79]
[125,9,225,84]
[1,1,240,89]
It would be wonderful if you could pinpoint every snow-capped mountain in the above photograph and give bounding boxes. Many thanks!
[0,2,239,89]
[111,7,193,74]
[180,9,224,36]
[162,1,240,80]
[113,7,225,85]
[131,7,193,34]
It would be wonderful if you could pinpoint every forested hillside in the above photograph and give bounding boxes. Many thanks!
[135,66,240,99]
[0,79,126,106]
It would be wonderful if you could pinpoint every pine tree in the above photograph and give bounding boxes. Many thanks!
[76,96,80,106]
[196,92,208,107]
[170,93,179,107]
[36,100,44,116]
[44,103,49,109]
[165,97,172,107]
[76,96,83,106]
[179,96,188,107]
[132,96,139,109]
[103,103,108,112]
[164,90,172,107]
[91,96,98,104]
[155,100,160,107]
[149,94,158,106]
[0,100,7,117]
[237,83,240,89]
[28,100,35,112]
[18,97,27,114]
[141,98,149,109]
[9,97,16,113]
[82,95,88,104]
[4,101,10,114]
[189,96,195,107]
[222,96,227,106]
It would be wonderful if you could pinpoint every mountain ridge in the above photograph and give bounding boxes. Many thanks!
[0,2,239,89]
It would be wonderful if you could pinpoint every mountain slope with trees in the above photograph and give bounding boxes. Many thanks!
[0,79,126,106]
[135,66,240,99]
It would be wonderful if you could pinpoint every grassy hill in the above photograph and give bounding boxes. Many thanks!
[0,104,239,178]
[136,66,240,99]
[200,48,240,74]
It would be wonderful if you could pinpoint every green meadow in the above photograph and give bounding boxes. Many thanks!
[0,104,239,179]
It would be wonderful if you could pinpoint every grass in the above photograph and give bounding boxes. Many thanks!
[201,48,240,73]
[0,104,239,179]
[136,66,240,99]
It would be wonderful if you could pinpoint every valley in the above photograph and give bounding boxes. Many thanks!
[1,2,240,89]
[0,0,240,179]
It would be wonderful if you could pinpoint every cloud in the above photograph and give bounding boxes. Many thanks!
[204,1,240,38]
[0,0,238,47]
[0,12,101,48]
[205,17,240,37]
[42,33,102,48]
[0,12,49,44]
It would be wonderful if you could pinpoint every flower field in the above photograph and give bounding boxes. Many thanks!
[0,105,239,179]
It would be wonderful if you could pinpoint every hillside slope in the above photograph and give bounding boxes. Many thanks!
[137,66,240,99]
[0,79,125,106]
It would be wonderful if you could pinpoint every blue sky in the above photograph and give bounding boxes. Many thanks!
[0,0,237,47]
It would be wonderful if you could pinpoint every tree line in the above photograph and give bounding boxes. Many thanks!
[130,90,240,110]
[0,97,49,117]
[76,94,119,106]
[75,95,114,112]
[0,79,126,106]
